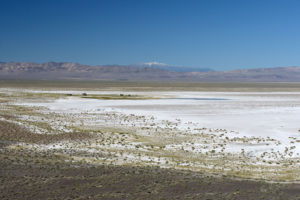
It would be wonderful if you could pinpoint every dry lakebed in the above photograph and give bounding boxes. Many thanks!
[1,81,300,199]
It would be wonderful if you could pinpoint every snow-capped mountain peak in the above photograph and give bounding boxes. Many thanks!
[142,62,168,67]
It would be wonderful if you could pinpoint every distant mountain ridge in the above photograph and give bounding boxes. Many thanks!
[1,62,300,82]
[132,62,214,72]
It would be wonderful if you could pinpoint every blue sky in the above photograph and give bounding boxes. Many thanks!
[1,0,300,70]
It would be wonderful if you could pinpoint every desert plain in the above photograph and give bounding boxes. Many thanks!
[1,81,300,199]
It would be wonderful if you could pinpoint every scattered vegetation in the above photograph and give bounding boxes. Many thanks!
[81,94,158,100]
[1,85,300,199]
[1,142,299,200]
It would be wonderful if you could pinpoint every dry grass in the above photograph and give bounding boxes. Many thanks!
[2,80,300,91]
[0,120,94,145]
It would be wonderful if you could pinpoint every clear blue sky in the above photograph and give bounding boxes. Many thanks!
[1,0,300,70]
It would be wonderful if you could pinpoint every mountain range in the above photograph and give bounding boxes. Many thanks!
[1,62,300,82]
